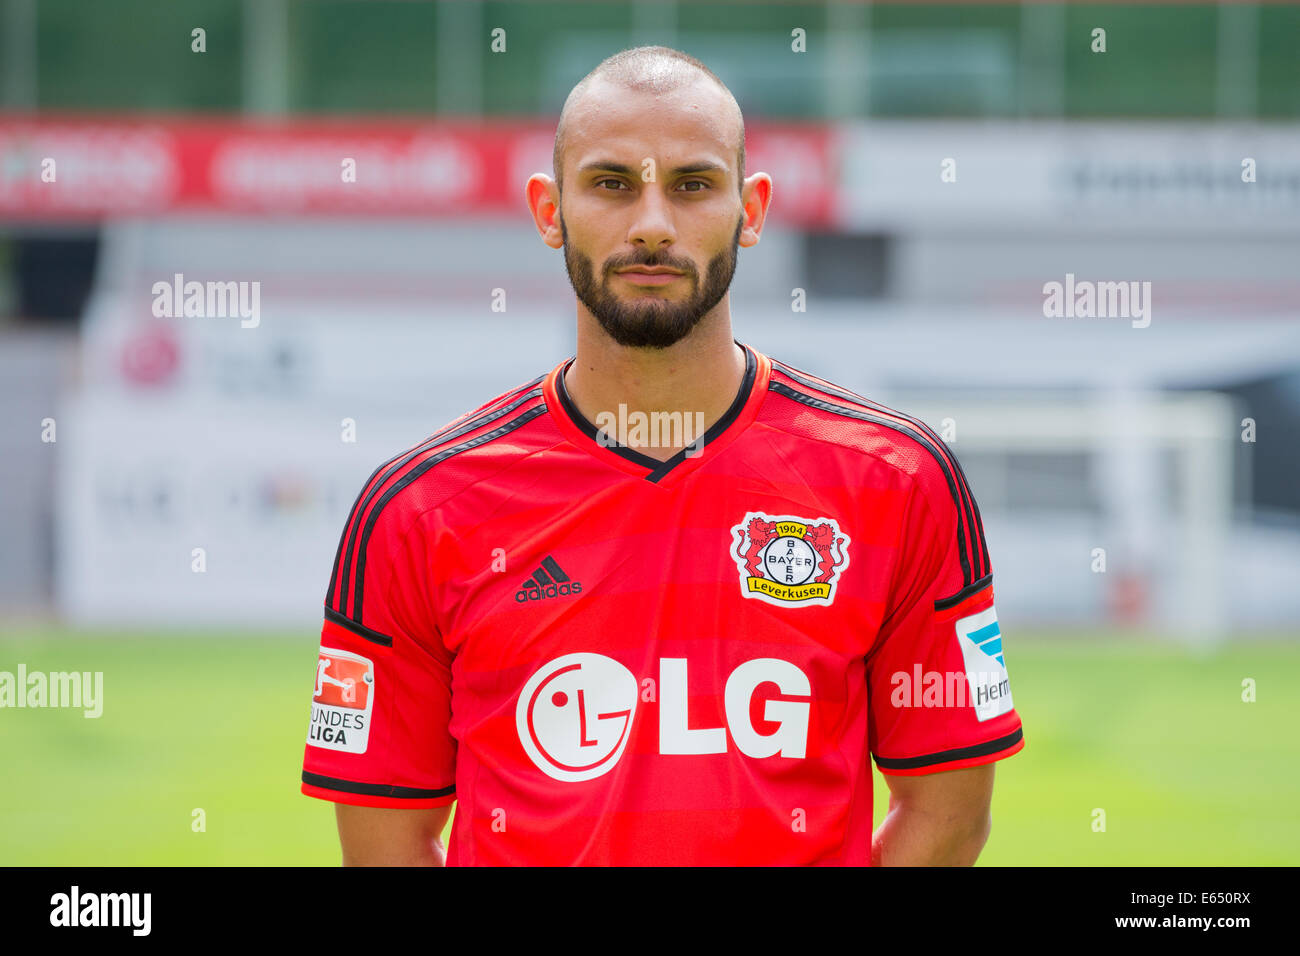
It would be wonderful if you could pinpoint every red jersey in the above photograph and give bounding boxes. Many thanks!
[301,342,1024,865]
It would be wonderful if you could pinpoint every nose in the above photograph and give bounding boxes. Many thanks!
[626,185,677,256]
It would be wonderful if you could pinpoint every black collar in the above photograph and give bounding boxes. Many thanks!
[556,342,757,482]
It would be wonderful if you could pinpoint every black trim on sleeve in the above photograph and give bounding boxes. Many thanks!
[934,573,994,612]
[324,606,394,647]
[873,728,1023,771]
[302,771,454,800]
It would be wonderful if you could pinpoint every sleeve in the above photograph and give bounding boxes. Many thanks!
[300,492,456,809]
[865,454,1024,776]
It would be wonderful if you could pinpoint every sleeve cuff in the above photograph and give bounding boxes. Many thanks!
[301,771,456,809]
[873,726,1024,777]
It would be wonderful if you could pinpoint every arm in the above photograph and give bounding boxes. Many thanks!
[336,803,454,866]
[864,442,1022,865]
[871,763,994,866]
[302,500,458,860]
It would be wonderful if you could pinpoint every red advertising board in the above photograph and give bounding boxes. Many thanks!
[0,114,835,225]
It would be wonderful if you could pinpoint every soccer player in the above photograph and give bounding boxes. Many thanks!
[301,46,1023,865]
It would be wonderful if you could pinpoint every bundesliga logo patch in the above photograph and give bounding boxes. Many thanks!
[730,512,850,607]
[307,648,374,754]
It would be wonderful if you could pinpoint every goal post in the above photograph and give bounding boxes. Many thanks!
[895,390,1237,646]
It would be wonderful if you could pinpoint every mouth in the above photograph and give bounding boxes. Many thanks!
[616,268,685,286]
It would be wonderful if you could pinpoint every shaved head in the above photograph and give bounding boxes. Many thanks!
[553,46,745,198]
[536,46,762,351]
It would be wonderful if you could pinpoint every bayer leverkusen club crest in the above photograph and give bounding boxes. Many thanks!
[731,512,851,607]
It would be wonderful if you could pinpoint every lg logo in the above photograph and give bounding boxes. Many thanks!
[516,654,637,783]
[515,653,812,782]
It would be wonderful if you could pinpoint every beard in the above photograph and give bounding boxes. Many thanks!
[560,214,743,349]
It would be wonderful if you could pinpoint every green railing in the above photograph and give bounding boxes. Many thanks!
[7,1,1298,118]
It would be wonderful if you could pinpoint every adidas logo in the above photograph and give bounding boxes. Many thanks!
[515,556,583,603]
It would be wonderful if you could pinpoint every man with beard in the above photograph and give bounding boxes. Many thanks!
[301,46,1023,866]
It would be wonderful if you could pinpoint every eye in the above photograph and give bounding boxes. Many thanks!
[595,178,628,191]
[678,180,710,192]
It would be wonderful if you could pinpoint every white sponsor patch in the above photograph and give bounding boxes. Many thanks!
[307,648,374,753]
[954,605,1014,722]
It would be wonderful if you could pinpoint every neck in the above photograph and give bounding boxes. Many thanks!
[564,311,746,463]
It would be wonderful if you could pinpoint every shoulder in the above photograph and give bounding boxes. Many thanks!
[325,367,556,622]
[763,356,989,577]
[365,368,554,529]
[765,356,961,495]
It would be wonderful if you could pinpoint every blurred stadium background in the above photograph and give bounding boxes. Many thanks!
[1,0,1298,865]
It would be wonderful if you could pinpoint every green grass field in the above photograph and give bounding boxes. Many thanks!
[2,627,1297,865]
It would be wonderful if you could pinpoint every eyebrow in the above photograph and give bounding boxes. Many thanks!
[577,160,727,178]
